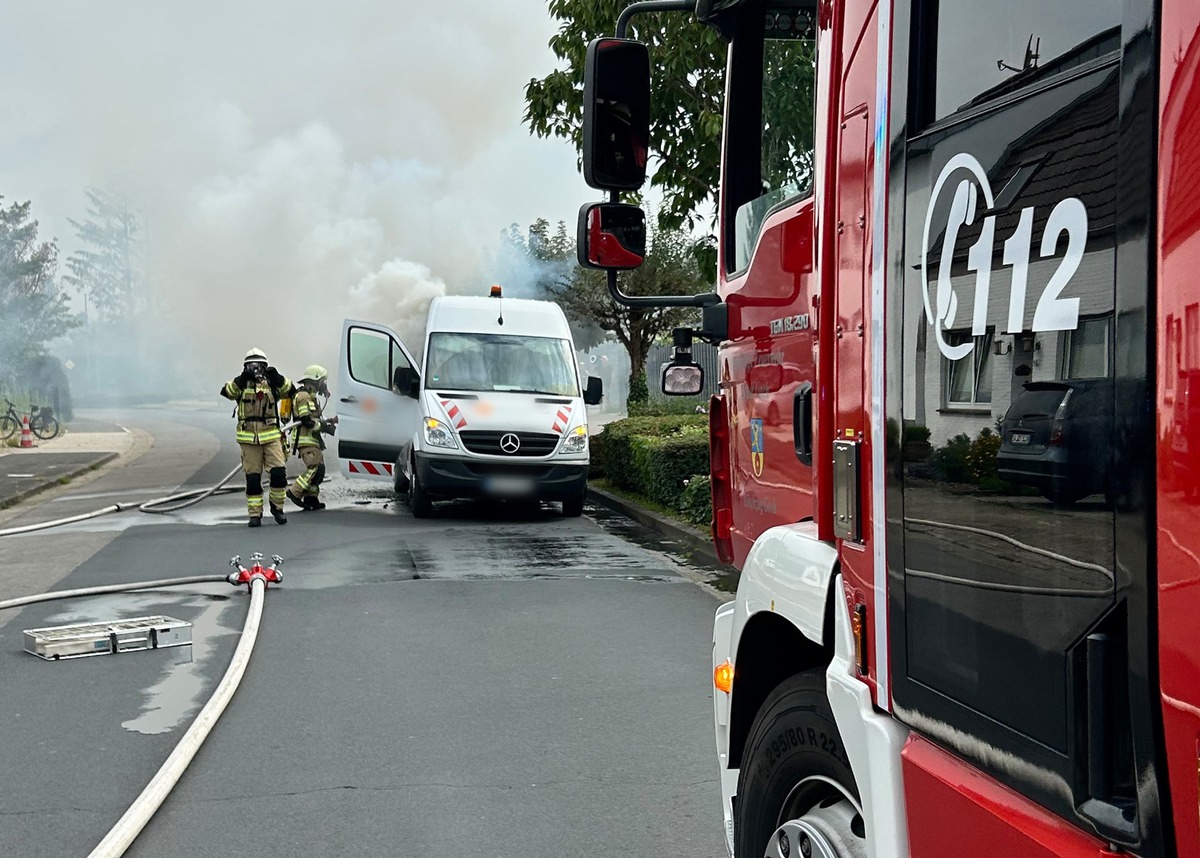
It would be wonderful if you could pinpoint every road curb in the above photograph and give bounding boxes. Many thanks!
[587,482,734,575]
[0,452,119,510]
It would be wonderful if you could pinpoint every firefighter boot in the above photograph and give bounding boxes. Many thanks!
[304,496,326,511]
[271,505,288,525]
[286,489,306,509]
[248,517,262,528]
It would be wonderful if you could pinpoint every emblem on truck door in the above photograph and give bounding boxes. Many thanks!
[749,418,764,477]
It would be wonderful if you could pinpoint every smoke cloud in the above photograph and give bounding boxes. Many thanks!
[0,1,592,392]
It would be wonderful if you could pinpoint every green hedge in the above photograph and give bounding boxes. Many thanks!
[591,414,706,480]
[629,431,709,509]
[680,475,712,527]
[592,414,711,523]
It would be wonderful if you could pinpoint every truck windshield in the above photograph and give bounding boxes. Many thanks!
[425,332,579,396]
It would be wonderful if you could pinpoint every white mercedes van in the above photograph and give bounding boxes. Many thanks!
[336,288,603,516]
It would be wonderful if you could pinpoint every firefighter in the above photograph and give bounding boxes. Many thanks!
[286,364,336,511]
[220,348,294,527]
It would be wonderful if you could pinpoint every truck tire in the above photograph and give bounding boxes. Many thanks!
[408,461,432,518]
[735,671,865,858]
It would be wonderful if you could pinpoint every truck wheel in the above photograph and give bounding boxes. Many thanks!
[735,671,865,858]
[408,462,432,518]
[562,488,585,518]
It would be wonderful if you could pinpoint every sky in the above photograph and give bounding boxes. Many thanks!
[0,1,598,387]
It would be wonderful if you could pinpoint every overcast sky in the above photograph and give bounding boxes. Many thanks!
[0,1,596,379]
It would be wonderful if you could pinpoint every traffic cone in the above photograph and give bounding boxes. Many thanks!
[19,415,34,448]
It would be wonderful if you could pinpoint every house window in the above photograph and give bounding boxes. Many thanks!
[1061,316,1111,379]
[944,330,993,406]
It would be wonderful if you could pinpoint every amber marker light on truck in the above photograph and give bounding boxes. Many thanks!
[714,659,734,693]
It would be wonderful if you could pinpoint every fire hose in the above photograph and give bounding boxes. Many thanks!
[0,556,283,858]
[0,420,310,538]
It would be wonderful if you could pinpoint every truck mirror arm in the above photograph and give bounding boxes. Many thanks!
[615,0,695,39]
[605,269,721,309]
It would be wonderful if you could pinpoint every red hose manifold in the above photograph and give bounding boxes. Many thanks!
[227,553,283,590]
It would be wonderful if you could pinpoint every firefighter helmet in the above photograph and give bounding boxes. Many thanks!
[243,348,268,365]
[301,364,328,383]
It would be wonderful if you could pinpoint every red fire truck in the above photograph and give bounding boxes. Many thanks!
[575,1,1200,856]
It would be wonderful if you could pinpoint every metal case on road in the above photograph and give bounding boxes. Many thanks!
[23,616,192,660]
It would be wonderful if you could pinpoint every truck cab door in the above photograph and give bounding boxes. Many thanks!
[336,319,421,481]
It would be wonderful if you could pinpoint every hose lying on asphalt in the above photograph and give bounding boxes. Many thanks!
[0,419,304,537]
[87,575,268,858]
[0,575,229,612]
[0,573,270,858]
[0,465,243,537]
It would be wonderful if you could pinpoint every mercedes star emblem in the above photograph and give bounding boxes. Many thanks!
[499,433,521,454]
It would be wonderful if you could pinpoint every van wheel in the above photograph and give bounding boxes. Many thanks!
[394,460,410,495]
[408,462,431,518]
[562,490,585,518]
[735,671,865,858]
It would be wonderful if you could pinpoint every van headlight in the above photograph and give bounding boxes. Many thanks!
[424,417,458,450]
[559,425,588,455]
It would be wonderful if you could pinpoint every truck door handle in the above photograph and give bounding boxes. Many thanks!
[794,384,813,466]
[340,396,358,404]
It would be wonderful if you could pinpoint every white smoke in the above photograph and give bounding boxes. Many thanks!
[0,1,593,394]
[348,258,446,361]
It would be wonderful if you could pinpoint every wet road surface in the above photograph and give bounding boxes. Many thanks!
[0,406,727,857]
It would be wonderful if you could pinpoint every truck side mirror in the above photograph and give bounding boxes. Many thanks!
[578,202,646,270]
[662,362,704,396]
[584,376,604,406]
[393,366,420,399]
[582,37,651,191]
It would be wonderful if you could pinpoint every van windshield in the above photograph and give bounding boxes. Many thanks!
[425,332,579,396]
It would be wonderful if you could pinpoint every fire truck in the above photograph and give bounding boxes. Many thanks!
[573,1,1200,856]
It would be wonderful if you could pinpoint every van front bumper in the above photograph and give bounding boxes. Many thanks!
[413,452,587,501]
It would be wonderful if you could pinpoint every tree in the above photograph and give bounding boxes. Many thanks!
[0,198,76,384]
[525,1,726,233]
[547,224,708,406]
[63,188,144,324]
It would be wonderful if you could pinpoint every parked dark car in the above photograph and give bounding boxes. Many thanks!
[996,379,1114,505]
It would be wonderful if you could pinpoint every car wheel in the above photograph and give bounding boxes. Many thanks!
[1041,485,1087,506]
[735,671,865,858]
[408,460,431,518]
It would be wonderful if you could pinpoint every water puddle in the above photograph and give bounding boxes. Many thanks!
[43,584,239,735]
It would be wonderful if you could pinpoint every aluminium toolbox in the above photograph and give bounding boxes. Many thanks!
[23,616,192,660]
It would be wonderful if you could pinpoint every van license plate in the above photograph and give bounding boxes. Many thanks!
[485,476,534,496]
[1010,432,1031,445]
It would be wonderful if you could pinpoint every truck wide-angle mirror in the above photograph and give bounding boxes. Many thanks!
[577,202,646,270]
[662,363,703,396]
[582,37,651,191]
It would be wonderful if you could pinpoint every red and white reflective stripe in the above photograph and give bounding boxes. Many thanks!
[439,400,468,429]
[551,403,573,434]
[347,460,393,476]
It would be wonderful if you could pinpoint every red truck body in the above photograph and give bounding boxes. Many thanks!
[584,0,1200,854]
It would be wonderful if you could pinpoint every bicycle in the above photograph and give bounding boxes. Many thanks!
[0,399,60,441]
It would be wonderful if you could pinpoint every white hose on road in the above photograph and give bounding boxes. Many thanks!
[0,465,243,537]
[0,575,229,611]
[86,575,268,858]
[0,573,272,858]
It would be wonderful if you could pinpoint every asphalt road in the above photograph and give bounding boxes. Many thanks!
[0,405,727,857]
